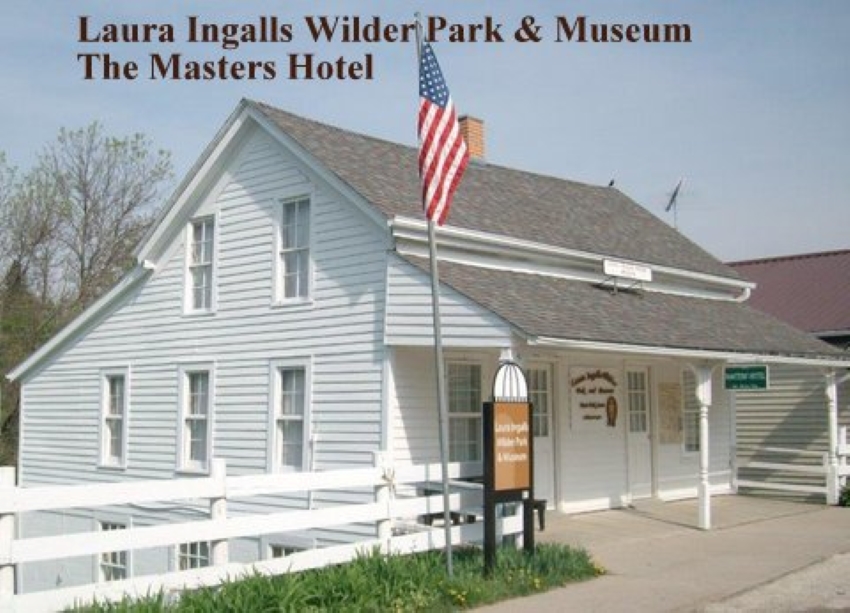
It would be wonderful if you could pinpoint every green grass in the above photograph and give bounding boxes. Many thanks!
[73,544,602,612]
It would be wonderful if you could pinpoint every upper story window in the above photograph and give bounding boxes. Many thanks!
[277,197,311,302]
[100,369,129,468]
[178,366,213,473]
[187,217,215,313]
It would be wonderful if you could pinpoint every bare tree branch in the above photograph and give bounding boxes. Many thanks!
[0,125,172,465]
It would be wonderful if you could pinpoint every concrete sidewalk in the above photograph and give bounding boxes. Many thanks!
[479,496,850,612]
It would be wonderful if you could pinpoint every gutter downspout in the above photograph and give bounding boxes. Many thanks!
[733,286,751,303]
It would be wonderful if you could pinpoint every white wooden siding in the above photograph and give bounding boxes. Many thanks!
[556,359,629,513]
[734,364,849,491]
[384,256,514,348]
[390,348,437,465]
[19,129,388,493]
[389,347,500,465]
[736,365,848,451]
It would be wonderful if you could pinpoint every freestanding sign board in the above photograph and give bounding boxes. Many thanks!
[492,402,532,491]
[483,399,534,574]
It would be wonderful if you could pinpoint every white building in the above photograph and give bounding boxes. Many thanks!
[8,100,848,591]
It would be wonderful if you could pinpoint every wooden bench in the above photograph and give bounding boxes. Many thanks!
[417,480,482,526]
[417,481,546,530]
[533,499,547,531]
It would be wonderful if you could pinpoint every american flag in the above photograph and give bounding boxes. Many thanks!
[418,42,469,226]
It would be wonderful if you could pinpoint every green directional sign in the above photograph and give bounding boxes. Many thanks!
[724,365,769,390]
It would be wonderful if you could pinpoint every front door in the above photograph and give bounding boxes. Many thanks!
[528,364,555,506]
[626,368,653,499]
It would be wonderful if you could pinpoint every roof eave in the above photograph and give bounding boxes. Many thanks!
[391,216,754,299]
[529,336,850,368]
[244,101,390,233]
[136,99,254,264]
[815,329,850,339]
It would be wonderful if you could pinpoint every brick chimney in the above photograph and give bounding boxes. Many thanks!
[458,116,485,160]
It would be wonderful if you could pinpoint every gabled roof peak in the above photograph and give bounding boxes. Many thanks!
[247,98,606,192]
[249,100,740,281]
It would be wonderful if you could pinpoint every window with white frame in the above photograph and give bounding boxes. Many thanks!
[682,370,700,453]
[179,368,212,471]
[627,370,649,434]
[528,367,551,438]
[272,364,309,472]
[99,521,128,581]
[101,371,128,467]
[177,541,210,570]
[264,534,314,560]
[188,217,215,312]
[448,363,482,462]
[269,544,303,558]
[277,197,310,301]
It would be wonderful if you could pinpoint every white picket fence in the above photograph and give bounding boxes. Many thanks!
[0,456,520,613]
[736,445,831,496]
[736,426,850,500]
[840,425,850,484]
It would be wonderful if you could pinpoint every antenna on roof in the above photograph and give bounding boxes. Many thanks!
[665,177,685,229]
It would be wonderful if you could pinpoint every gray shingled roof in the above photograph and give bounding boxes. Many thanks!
[404,257,844,359]
[250,101,844,361]
[251,100,738,280]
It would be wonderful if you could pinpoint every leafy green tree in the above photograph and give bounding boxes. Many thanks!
[0,261,47,465]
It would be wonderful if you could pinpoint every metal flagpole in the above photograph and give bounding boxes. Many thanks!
[415,13,454,577]
[429,219,454,577]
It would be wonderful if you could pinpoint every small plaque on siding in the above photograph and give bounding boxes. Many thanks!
[603,259,653,282]
[724,365,769,390]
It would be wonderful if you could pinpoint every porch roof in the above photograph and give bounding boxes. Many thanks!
[405,256,849,366]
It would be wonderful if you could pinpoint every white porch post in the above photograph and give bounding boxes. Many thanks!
[825,370,839,505]
[690,363,715,530]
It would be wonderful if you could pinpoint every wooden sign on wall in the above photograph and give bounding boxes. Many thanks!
[570,367,619,431]
[658,382,683,444]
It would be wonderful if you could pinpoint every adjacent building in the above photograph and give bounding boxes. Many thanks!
[729,251,850,495]
[730,250,850,350]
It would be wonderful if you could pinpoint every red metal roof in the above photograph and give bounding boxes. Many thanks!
[729,250,850,335]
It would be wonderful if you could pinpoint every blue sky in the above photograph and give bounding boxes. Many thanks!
[1,1,848,262]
